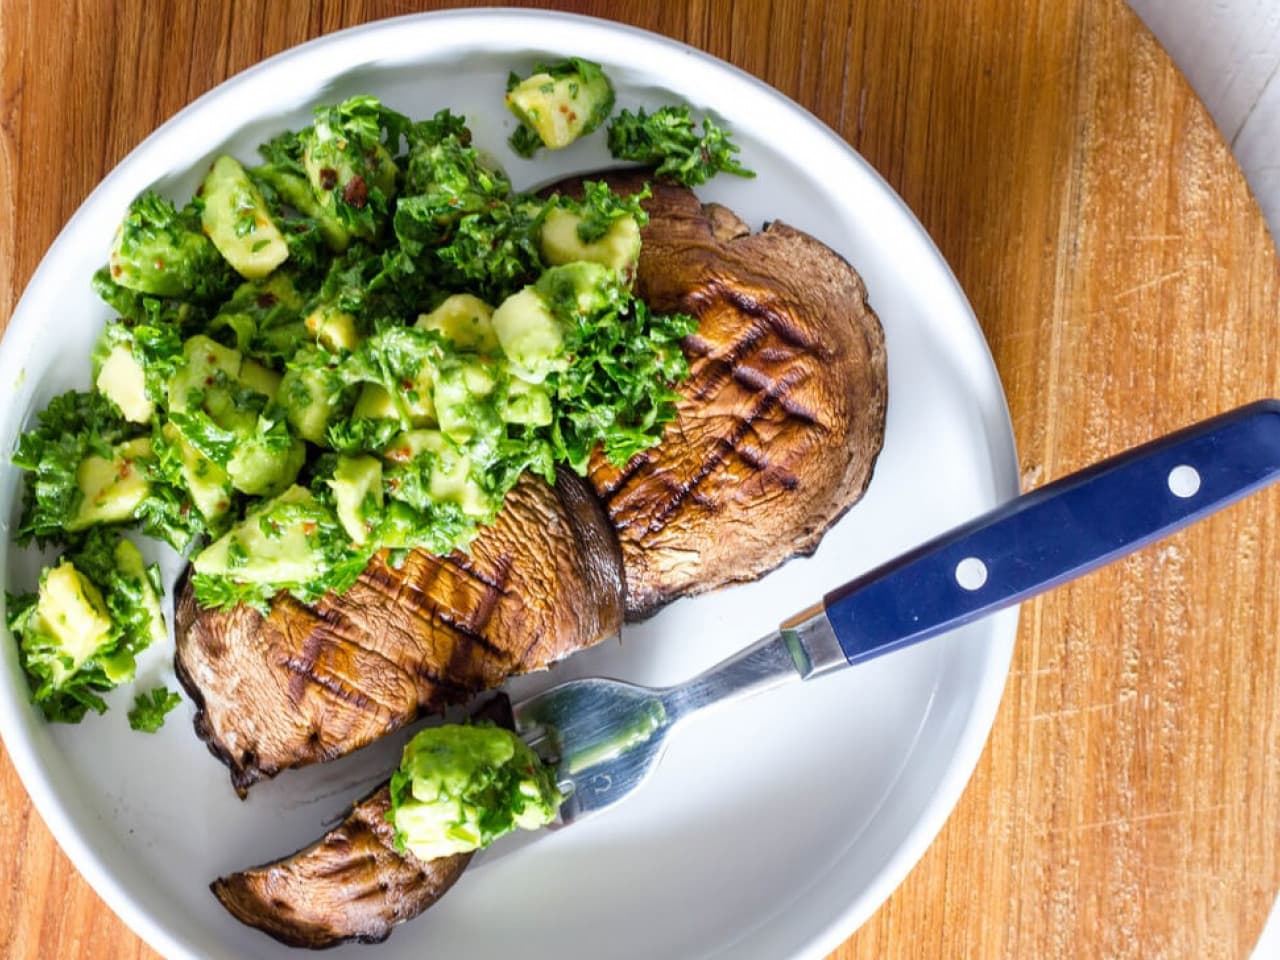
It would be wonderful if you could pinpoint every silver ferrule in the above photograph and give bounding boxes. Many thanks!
[780,602,847,679]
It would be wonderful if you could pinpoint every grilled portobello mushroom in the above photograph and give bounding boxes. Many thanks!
[213,695,516,948]
[214,784,469,948]
[176,469,623,796]
[549,171,888,618]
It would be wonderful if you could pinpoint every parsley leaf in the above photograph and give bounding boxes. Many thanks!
[607,106,755,186]
[128,686,182,732]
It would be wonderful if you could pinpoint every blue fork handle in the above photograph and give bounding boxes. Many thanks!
[824,399,1280,664]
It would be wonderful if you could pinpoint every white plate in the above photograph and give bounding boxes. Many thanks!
[0,10,1019,960]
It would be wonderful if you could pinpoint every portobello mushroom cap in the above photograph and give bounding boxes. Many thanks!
[175,469,623,796]
[213,784,469,948]
[212,696,515,948]
[547,171,888,618]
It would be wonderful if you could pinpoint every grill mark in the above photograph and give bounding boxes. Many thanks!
[719,286,817,351]
[287,630,326,705]
[440,552,510,596]
[281,657,377,712]
[598,448,655,502]
[645,366,810,531]
[687,320,768,402]
[429,606,508,661]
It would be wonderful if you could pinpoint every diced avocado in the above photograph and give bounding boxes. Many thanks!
[383,428,446,464]
[108,193,228,298]
[329,455,383,544]
[491,287,565,384]
[200,155,289,280]
[354,379,436,428]
[534,260,618,317]
[238,359,282,401]
[389,725,561,861]
[429,444,491,518]
[353,383,398,420]
[168,335,242,413]
[162,422,233,524]
[193,486,329,586]
[68,437,153,532]
[385,431,491,519]
[96,344,153,423]
[253,166,350,252]
[505,64,614,151]
[305,304,360,353]
[34,562,113,680]
[226,433,305,497]
[432,363,495,444]
[539,207,641,274]
[416,294,499,353]
[113,538,167,648]
[279,354,351,445]
[500,378,553,426]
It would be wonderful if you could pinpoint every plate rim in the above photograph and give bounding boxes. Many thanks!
[0,8,1021,959]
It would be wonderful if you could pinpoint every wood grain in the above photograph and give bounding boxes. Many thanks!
[2,1,1278,957]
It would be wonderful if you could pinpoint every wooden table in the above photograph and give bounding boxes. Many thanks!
[2,1,1278,956]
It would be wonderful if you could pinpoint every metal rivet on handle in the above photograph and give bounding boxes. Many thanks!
[1167,464,1201,499]
[955,557,988,591]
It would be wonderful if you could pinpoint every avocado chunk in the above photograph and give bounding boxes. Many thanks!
[168,335,243,414]
[354,377,436,429]
[193,486,331,587]
[491,287,565,384]
[416,294,499,354]
[499,378,553,427]
[534,260,621,318]
[161,422,233,525]
[383,429,492,520]
[226,431,305,497]
[67,437,153,532]
[237,359,282,402]
[34,562,114,682]
[200,155,289,280]
[388,725,562,861]
[329,455,383,544]
[432,361,496,444]
[108,192,230,299]
[96,344,153,423]
[280,351,352,444]
[505,59,614,152]
[304,303,360,353]
[253,165,350,252]
[540,207,641,274]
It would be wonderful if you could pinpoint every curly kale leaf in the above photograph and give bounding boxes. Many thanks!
[607,106,755,187]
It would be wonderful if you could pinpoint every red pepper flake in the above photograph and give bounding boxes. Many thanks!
[386,447,410,463]
[256,292,278,308]
[154,258,166,271]
[400,379,413,391]
[568,111,577,123]
[117,460,132,479]
[319,168,338,190]
[343,174,368,208]
[111,265,122,277]
[204,376,215,386]
[302,521,317,535]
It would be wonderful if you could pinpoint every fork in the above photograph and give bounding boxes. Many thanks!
[513,400,1280,826]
